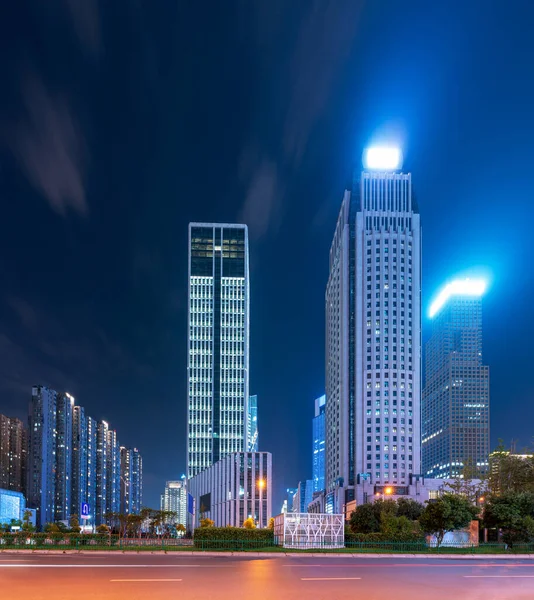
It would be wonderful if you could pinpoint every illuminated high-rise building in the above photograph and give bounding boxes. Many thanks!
[71,405,87,518]
[106,428,121,514]
[422,279,490,478]
[247,395,258,452]
[120,447,143,515]
[28,386,57,527]
[0,415,27,494]
[55,393,74,521]
[160,479,187,526]
[187,223,249,478]
[325,148,422,511]
[312,394,326,493]
[95,420,109,524]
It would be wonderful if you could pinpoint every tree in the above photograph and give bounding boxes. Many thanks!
[268,517,275,531]
[176,523,186,536]
[126,514,144,537]
[445,458,488,503]
[488,444,534,495]
[419,494,478,547]
[21,510,35,533]
[243,517,256,529]
[349,503,381,534]
[44,523,60,533]
[396,498,424,521]
[200,518,214,528]
[69,515,81,534]
[96,524,110,534]
[483,492,534,546]
[380,514,420,540]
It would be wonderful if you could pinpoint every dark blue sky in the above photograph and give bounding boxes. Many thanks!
[0,1,533,511]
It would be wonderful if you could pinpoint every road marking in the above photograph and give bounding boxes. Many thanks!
[464,575,534,578]
[111,579,182,582]
[284,563,534,568]
[0,564,224,568]
[301,577,362,581]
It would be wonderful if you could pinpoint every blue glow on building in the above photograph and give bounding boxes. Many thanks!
[0,488,25,525]
[312,394,326,493]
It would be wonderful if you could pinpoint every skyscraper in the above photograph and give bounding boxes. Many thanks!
[422,279,490,478]
[0,414,27,494]
[161,479,187,526]
[106,428,121,514]
[28,386,57,527]
[71,405,87,518]
[312,394,326,493]
[187,223,249,478]
[120,447,143,515]
[55,393,74,521]
[95,420,108,524]
[325,150,422,511]
[86,416,97,523]
[247,395,258,452]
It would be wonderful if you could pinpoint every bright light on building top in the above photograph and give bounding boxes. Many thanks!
[428,278,487,318]
[363,146,402,170]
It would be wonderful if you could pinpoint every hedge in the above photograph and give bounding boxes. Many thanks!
[193,526,274,548]
[345,531,425,544]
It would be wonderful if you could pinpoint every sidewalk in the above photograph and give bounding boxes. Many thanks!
[2,549,534,559]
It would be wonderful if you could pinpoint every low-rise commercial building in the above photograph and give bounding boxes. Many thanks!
[188,451,272,529]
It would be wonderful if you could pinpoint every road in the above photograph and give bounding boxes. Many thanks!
[1,552,534,599]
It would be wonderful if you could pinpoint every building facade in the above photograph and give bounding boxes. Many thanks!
[312,394,326,493]
[247,395,258,452]
[106,429,121,514]
[55,393,74,521]
[0,488,26,526]
[120,447,143,515]
[187,223,249,478]
[325,164,422,511]
[423,280,490,478]
[188,451,272,528]
[160,479,187,526]
[292,479,314,513]
[28,386,57,527]
[0,415,27,494]
[71,405,87,519]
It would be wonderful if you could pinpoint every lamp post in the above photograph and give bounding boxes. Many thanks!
[376,487,394,501]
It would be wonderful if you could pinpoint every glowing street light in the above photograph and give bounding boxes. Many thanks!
[428,278,487,318]
[384,487,393,496]
[258,479,265,489]
[363,146,402,170]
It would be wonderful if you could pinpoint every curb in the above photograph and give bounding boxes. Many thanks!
[1,549,534,559]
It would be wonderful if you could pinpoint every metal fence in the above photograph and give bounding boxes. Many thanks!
[1,535,534,553]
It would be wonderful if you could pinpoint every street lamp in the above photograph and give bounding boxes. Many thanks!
[384,487,393,496]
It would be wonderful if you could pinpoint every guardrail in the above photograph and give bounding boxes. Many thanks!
[1,535,533,553]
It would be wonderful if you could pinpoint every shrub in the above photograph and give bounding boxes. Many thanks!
[193,526,274,549]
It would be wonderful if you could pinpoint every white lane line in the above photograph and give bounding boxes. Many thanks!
[0,564,224,568]
[464,576,534,578]
[111,579,182,582]
[301,577,361,581]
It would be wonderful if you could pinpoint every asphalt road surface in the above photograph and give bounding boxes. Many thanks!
[2,552,534,600]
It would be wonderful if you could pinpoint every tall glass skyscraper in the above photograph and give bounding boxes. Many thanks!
[187,223,249,478]
[247,395,258,452]
[312,394,326,493]
[325,155,422,511]
[55,393,74,521]
[422,279,490,478]
[120,447,143,515]
[0,414,27,494]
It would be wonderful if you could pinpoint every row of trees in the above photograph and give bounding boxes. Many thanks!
[348,495,478,546]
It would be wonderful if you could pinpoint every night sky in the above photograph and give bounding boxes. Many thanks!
[0,1,533,511]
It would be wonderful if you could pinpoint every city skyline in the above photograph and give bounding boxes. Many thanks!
[0,2,532,512]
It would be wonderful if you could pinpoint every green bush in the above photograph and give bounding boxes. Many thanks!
[193,526,274,548]
[345,531,425,544]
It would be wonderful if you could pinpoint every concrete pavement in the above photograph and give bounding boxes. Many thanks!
[2,552,534,599]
